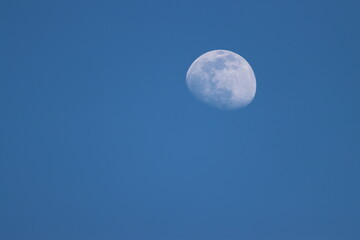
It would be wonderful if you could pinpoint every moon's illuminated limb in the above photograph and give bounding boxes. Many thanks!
[186,50,256,110]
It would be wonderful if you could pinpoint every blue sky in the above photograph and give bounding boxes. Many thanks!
[0,0,359,239]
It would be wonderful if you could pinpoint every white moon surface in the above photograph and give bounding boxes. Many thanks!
[186,50,256,110]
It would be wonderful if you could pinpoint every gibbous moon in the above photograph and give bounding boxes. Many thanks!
[186,50,256,110]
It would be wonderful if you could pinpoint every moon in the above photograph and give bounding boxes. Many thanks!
[186,50,256,110]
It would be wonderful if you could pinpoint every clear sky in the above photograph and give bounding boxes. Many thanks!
[1,0,359,239]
